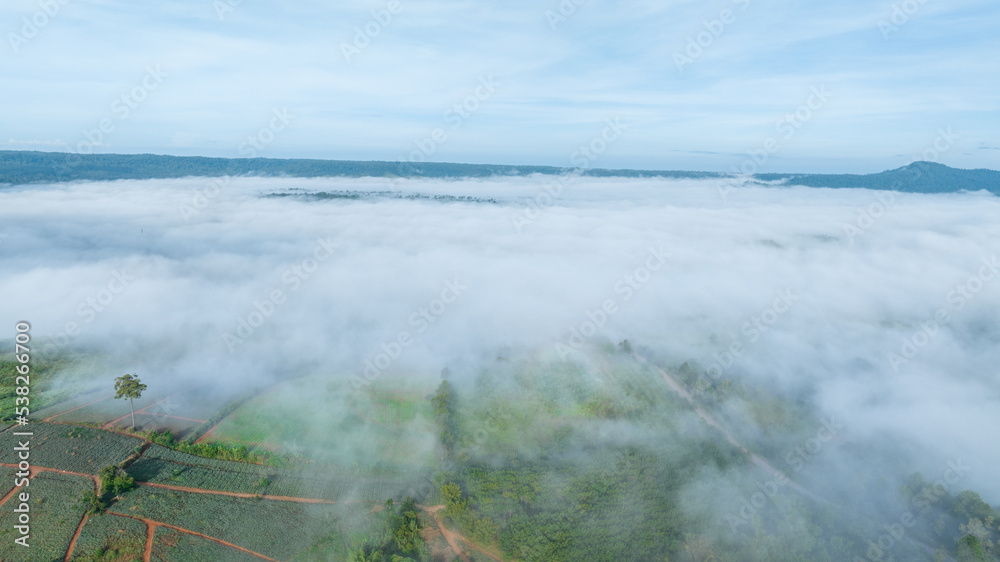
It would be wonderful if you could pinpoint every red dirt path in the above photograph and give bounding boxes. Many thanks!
[136,481,343,504]
[65,513,89,562]
[106,512,277,561]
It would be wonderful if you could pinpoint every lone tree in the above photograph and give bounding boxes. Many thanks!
[114,373,147,430]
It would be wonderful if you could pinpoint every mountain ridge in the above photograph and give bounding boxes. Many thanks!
[1,150,997,194]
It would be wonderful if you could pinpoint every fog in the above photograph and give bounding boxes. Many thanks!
[1,174,998,506]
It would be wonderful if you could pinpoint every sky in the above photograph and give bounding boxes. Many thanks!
[2,176,998,501]
[1,0,998,173]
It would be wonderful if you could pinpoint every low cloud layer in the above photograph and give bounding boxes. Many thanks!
[1,175,998,502]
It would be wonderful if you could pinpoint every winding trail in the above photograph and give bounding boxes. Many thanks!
[629,352,952,561]
[424,505,470,562]
[629,353,829,504]
[65,514,88,562]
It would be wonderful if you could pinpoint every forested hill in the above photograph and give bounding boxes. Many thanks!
[1,151,997,194]
[758,161,1000,194]
[0,150,723,185]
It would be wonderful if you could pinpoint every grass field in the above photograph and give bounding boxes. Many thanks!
[0,472,94,561]
[71,512,147,561]
[204,376,438,475]
[112,486,345,560]
[151,526,262,562]
[0,423,144,474]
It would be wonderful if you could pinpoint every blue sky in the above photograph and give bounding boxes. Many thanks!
[1,0,997,173]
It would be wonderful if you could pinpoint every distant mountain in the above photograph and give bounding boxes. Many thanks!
[758,162,1000,194]
[0,151,996,194]
[0,150,723,185]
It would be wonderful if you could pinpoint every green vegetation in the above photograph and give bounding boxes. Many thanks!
[71,513,147,561]
[0,348,997,560]
[113,373,146,430]
[111,486,342,560]
[0,423,143,473]
[146,429,273,464]
[183,387,262,444]
[0,352,77,421]
[0,473,94,560]
[80,490,107,515]
[431,380,457,453]
[348,498,427,561]
[98,465,136,497]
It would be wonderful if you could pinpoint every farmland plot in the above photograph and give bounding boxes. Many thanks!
[53,396,141,425]
[0,472,93,560]
[0,467,18,501]
[31,390,109,421]
[0,423,143,473]
[71,512,146,561]
[129,445,416,502]
[109,412,202,437]
[151,526,262,562]
[112,486,344,560]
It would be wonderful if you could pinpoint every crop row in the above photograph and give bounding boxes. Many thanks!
[0,472,93,560]
[29,389,108,421]
[70,512,147,560]
[128,452,414,502]
[53,398,133,425]
[0,423,144,474]
[112,485,343,560]
[152,526,261,562]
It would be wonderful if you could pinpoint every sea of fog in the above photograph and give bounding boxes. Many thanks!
[1,174,998,501]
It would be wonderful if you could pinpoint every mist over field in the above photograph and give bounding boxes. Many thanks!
[0,174,998,561]
[2,175,998,501]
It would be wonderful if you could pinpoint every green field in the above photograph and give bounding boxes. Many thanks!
[0,472,93,561]
[70,512,147,561]
[207,377,437,472]
[111,486,344,560]
[128,445,416,503]
[151,526,262,562]
[0,423,143,474]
